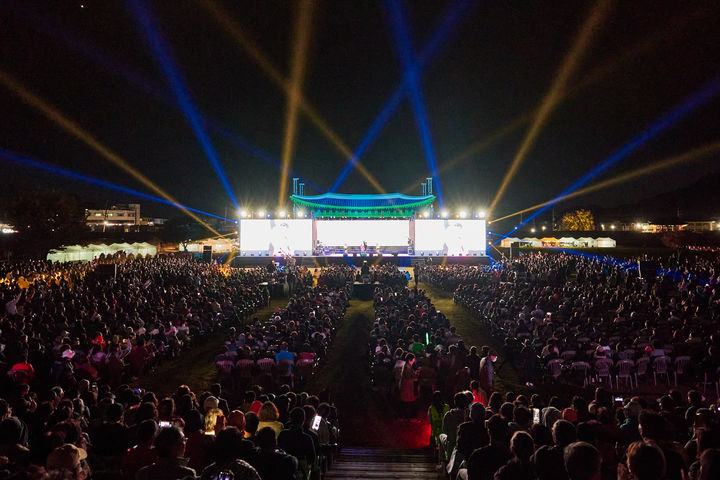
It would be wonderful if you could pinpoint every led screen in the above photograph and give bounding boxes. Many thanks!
[316,220,409,247]
[414,219,486,255]
[239,219,312,255]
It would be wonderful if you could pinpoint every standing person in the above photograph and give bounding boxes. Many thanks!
[520,340,538,387]
[399,353,419,420]
[478,350,496,405]
[427,391,450,448]
[466,346,481,381]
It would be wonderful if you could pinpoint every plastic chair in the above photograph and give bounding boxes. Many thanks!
[257,357,275,372]
[547,358,563,383]
[615,359,635,389]
[560,350,577,363]
[571,361,591,387]
[673,356,691,386]
[635,357,650,385]
[653,356,671,385]
[595,358,614,389]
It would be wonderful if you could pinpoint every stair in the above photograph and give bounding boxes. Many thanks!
[325,447,442,479]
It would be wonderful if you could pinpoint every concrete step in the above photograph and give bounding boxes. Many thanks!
[326,447,442,480]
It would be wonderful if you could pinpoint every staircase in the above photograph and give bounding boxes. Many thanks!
[325,447,442,480]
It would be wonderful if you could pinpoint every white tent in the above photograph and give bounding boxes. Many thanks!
[558,237,577,247]
[577,237,597,247]
[522,237,542,248]
[596,237,616,248]
[499,237,521,248]
[46,242,157,263]
[186,238,234,254]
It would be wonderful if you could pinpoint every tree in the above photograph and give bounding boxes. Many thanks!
[560,209,595,231]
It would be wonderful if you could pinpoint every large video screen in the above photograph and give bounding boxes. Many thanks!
[414,219,486,255]
[316,220,409,247]
[239,219,312,255]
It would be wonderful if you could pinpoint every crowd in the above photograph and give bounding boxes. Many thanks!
[0,256,344,479]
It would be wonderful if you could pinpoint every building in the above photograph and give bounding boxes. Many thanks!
[86,204,141,231]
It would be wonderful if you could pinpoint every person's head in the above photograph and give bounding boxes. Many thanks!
[470,402,486,423]
[259,401,279,422]
[105,402,124,423]
[256,426,277,450]
[530,424,554,448]
[638,411,668,442]
[214,427,244,463]
[431,391,444,410]
[514,406,532,429]
[289,407,305,427]
[453,392,469,410]
[564,442,602,480]
[154,426,186,459]
[626,441,666,480]
[500,402,515,421]
[244,412,259,435]
[699,448,720,480]
[487,414,509,444]
[533,445,565,480]
[136,420,159,446]
[510,431,535,462]
[46,443,89,479]
[226,410,246,430]
[553,419,577,449]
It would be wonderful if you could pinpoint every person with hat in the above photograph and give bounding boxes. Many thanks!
[46,443,89,480]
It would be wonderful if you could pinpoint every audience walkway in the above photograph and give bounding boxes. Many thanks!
[325,447,441,479]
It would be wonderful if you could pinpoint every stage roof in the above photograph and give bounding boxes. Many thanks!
[290,192,435,218]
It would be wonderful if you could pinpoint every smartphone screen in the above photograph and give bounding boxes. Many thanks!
[312,415,322,430]
[532,408,541,424]
[159,421,171,428]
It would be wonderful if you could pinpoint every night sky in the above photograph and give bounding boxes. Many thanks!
[1,0,719,221]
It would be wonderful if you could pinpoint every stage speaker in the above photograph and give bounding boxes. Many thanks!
[202,245,212,262]
[95,264,117,278]
[638,261,659,280]
[510,242,522,260]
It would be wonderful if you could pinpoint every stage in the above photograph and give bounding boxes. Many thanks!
[230,254,490,268]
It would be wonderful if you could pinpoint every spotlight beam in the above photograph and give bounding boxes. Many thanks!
[330,0,475,192]
[491,140,720,223]
[499,74,720,240]
[3,0,320,191]
[487,0,613,217]
[0,149,234,223]
[279,0,317,206]
[200,0,385,194]
[400,6,707,194]
[127,0,238,209]
[0,69,220,236]
[386,0,445,207]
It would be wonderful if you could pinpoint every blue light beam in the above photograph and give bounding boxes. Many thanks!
[0,149,234,222]
[127,0,238,208]
[386,0,445,207]
[330,0,474,193]
[500,74,720,241]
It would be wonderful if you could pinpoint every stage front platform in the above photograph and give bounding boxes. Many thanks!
[231,255,490,268]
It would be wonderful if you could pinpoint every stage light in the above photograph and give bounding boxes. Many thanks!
[329,0,475,194]
[239,210,247,218]
[487,0,613,217]
[279,210,287,218]
[459,211,467,218]
[611,225,616,230]
[296,210,304,217]
[278,0,316,206]
[501,73,720,239]
[441,211,449,218]
[636,223,643,229]
[257,211,265,218]
[531,228,536,233]
[0,70,220,235]
[127,0,238,209]
[386,0,446,206]
[0,149,234,224]
[542,226,546,231]
[423,211,429,218]
[201,0,385,194]
[478,210,486,219]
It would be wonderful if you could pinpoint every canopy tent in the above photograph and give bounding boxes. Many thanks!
[47,242,157,263]
[540,237,559,247]
[499,237,522,248]
[558,237,577,246]
[577,237,598,247]
[186,238,234,254]
[596,237,616,248]
[522,237,542,247]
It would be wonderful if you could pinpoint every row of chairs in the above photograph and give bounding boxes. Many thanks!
[216,356,317,391]
[546,356,692,389]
